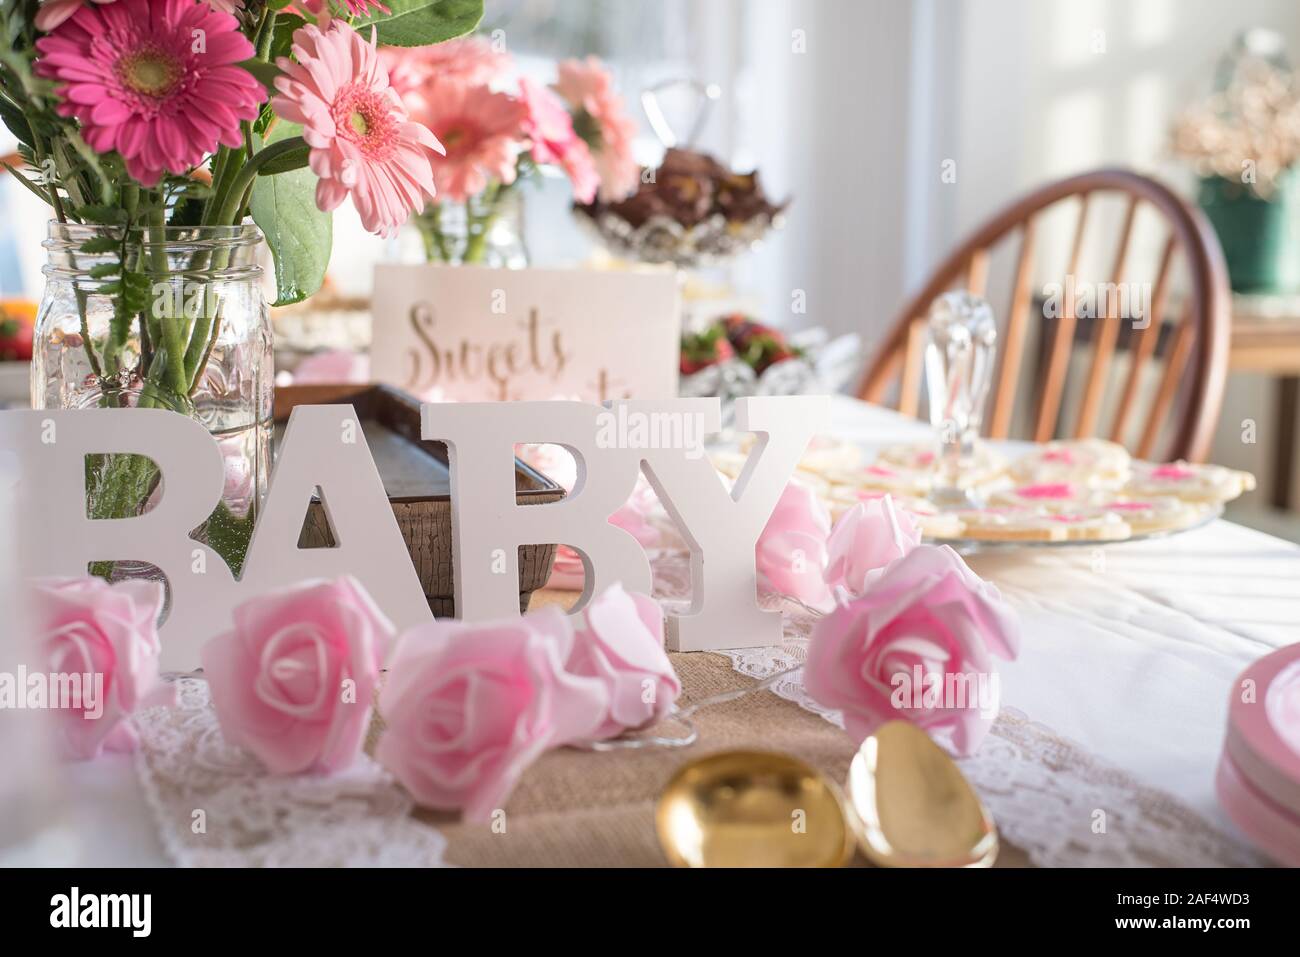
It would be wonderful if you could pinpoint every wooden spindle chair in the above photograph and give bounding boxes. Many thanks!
[856,168,1232,462]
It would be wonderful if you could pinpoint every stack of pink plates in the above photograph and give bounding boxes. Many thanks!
[1217,644,1300,866]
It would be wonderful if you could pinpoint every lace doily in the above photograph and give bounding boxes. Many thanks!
[132,678,450,867]
[652,552,1266,868]
[129,548,1262,867]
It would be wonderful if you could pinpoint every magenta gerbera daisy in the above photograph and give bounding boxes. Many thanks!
[272,21,444,238]
[35,0,266,188]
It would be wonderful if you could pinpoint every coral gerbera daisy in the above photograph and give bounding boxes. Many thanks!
[272,21,444,238]
[381,36,513,106]
[35,0,266,188]
[408,78,527,203]
[518,76,598,204]
[555,57,640,203]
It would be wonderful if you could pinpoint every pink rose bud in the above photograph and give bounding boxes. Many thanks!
[376,607,609,822]
[566,584,680,740]
[824,495,922,598]
[201,576,394,775]
[804,545,1019,757]
[31,576,174,760]
[756,480,833,610]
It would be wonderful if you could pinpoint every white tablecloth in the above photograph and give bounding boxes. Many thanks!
[51,396,1300,864]
[825,395,1299,843]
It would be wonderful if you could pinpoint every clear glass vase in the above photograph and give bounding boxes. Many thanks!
[31,222,273,578]
[401,186,529,267]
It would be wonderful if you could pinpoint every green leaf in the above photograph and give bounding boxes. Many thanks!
[357,0,483,48]
[0,162,52,205]
[269,13,307,62]
[250,121,331,306]
[78,236,120,254]
[203,502,257,577]
[78,204,129,225]
[237,58,285,98]
[89,262,120,279]
[256,145,310,176]
[0,93,32,147]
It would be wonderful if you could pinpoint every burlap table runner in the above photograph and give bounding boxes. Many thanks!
[366,590,1029,868]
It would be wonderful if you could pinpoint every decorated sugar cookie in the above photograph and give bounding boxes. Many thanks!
[823,461,934,497]
[877,441,1008,487]
[946,505,1131,542]
[1092,496,1214,535]
[738,432,863,475]
[1042,510,1133,542]
[947,506,1074,542]
[825,486,964,538]
[1009,438,1131,488]
[988,481,1110,512]
[1125,460,1256,504]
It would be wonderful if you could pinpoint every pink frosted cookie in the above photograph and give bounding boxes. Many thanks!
[876,441,1008,487]
[987,481,1111,512]
[1009,438,1131,488]
[825,486,964,538]
[1093,496,1213,535]
[739,432,863,475]
[949,505,1131,542]
[1125,460,1255,504]
[823,461,933,497]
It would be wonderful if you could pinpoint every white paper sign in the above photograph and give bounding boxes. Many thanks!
[370,264,681,403]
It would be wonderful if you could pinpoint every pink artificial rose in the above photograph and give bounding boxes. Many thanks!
[756,480,833,610]
[201,576,393,775]
[376,608,608,822]
[31,576,174,760]
[804,545,1019,757]
[824,495,921,598]
[566,584,679,740]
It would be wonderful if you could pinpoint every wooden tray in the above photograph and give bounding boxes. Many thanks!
[274,384,565,615]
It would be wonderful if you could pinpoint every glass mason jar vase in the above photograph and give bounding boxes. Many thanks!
[400,185,529,267]
[31,222,273,578]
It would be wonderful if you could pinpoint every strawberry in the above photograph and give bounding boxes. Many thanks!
[680,324,735,375]
[721,313,802,374]
[0,300,36,363]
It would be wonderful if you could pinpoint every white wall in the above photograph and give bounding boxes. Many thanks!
[922,0,1300,500]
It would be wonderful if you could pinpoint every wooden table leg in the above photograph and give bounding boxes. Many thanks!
[1274,376,1299,510]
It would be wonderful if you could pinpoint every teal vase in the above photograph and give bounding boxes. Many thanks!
[1197,171,1300,293]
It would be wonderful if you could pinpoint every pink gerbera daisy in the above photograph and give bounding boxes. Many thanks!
[297,0,390,23]
[35,0,265,188]
[555,56,640,202]
[35,0,115,32]
[36,0,245,33]
[518,76,598,204]
[409,79,527,203]
[272,21,444,237]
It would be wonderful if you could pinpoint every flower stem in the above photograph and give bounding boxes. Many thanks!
[213,135,308,226]
[464,182,508,264]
